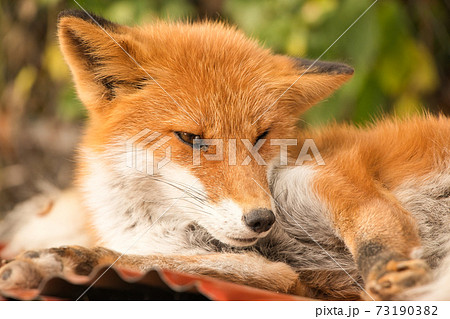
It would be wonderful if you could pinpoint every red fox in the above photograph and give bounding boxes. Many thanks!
[0,10,448,301]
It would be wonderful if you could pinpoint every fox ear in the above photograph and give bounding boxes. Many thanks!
[283,57,354,113]
[58,10,146,110]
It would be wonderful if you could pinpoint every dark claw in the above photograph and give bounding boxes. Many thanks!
[23,251,40,259]
[1,268,12,281]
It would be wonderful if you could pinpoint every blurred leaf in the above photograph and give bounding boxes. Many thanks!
[409,43,438,94]
[301,0,337,26]
[57,86,86,121]
[393,94,424,117]
[14,66,37,97]
[37,0,60,6]
[105,1,136,24]
[286,28,308,56]
[43,44,70,82]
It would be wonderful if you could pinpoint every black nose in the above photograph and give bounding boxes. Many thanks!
[244,208,275,233]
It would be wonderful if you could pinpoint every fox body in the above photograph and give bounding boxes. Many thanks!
[0,10,448,300]
[267,117,450,299]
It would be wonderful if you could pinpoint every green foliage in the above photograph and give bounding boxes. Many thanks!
[226,0,442,126]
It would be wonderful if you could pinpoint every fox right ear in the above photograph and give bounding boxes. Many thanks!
[276,56,354,114]
[58,10,147,110]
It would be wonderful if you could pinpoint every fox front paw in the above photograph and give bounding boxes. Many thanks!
[0,246,111,290]
[364,259,431,300]
[0,251,63,290]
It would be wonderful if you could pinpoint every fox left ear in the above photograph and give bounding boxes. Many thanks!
[58,10,147,111]
[282,57,354,113]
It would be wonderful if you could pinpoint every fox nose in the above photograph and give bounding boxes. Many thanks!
[244,208,275,233]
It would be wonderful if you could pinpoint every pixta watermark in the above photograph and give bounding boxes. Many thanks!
[126,129,324,175]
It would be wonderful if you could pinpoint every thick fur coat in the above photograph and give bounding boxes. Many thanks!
[0,11,448,301]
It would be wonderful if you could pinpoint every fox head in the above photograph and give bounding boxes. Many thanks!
[57,10,353,251]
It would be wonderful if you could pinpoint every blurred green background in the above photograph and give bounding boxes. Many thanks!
[0,0,449,213]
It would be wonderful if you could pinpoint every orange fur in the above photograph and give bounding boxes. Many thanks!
[57,15,352,217]
[304,116,449,257]
[4,11,447,301]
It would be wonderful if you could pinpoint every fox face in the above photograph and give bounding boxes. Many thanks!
[58,10,352,251]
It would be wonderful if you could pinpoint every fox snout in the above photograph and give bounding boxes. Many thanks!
[243,208,275,233]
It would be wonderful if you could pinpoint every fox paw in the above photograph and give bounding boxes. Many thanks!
[365,259,431,300]
[0,246,112,290]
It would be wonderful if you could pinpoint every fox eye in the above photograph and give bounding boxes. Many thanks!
[255,129,270,143]
[174,131,200,146]
[174,131,208,150]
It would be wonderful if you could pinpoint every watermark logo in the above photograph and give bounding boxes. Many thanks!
[126,129,324,175]
[126,129,172,175]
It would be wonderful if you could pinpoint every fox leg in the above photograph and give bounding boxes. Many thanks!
[0,246,303,295]
[349,200,430,300]
[313,172,431,300]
